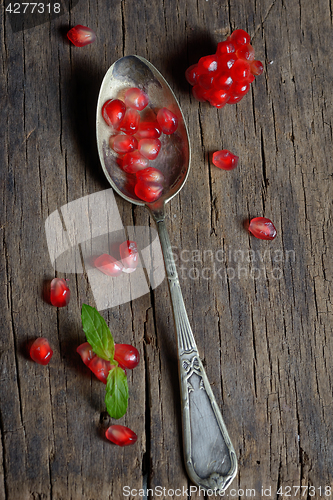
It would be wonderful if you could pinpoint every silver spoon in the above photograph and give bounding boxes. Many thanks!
[96,55,237,494]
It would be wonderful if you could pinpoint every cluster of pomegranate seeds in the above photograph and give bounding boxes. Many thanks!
[249,217,277,240]
[67,25,96,47]
[185,29,263,108]
[212,150,239,170]
[102,87,179,203]
[30,338,53,365]
[105,425,138,447]
[50,278,70,307]
[94,240,138,277]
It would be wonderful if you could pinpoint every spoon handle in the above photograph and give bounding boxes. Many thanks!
[154,214,237,494]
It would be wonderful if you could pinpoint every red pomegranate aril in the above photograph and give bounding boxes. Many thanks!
[94,254,123,277]
[156,108,178,135]
[230,59,251,82]
[119,241,139,272]
[230,81,250,98]
[124,87,149,111]
[138,138,161,160]
[118,108,140,135]
[185,64,201,85]
[114,344,140,369]
[198,73,215,90]
[88,356,113,384]
[207,88,230,108]
[192,84,208,102]
[121,151,149,174]
[105,425,137,446]
[198,55,219,73]
[250,60,264,76]
[77,342,96,366]
[217,54,236,72]
[67,25,96,47]
[50,278,70,307]
[109,134,138,154]
[248,217,277,240]
[134,180,163,203]
[214,72,233,90]
[212,150,239,170]
[247,73,255,84]
[136,167,165,184]
[216,40,235,56]
[30,338,53,365]
[230,29,251,48]
[102,99,126,128]
[136,121,161,140]
[236,43,255,61]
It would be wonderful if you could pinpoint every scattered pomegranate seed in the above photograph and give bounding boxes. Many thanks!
[114,344,140,369]
[67,25,96,47]
[185,64,200,85]
[50,278,70,307]
[77,342,96,366]
[118,108,140,135]
[94,254,124,277]
[138,138,161,160]
[136,121,161,140]
[109,134,138,154]
[120,151,149,174]
[212,150,239,170]
[135,181,163,203]
[156,108,178,135]
[230,29,251,48]
[102,99,126,128]
[248,217,277,240]
[236,44,255,61]
[251,60,264,75]
[105,425,137,446]
[124,88,149,111]
[30,338,53,365]
[88,356,113,384]
[119,241,139,272]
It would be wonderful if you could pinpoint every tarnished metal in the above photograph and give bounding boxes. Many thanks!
[96,55,237,494]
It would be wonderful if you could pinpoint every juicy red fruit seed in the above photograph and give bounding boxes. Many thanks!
[248,217,277,240]
[30,338,53,366]
[192,84,208,102]
[135,181,163,203]
[136,167,165,184]
[212,150,239,170]
[124,87,149,111]
[109,134,138,154]
[118,108,140,135]
[114,344,140,369]
[102,99,126,128]
[94,254,123,277]
[156,108,178,135]
[50,278,70,307]
[236,44,255,61]
[198,55,219,73]
[216,40,235,56]
[119,240,139,272]
[185,64,200,85]
[120,151,149,174]
[229,29,251,48]
[88,356,113,384]
[230,59,251,82]
[138,138,161,160]
[250,60,264,76]
[105,425,137,447]
[136,121,161,140]
[67,25,96,47]
[76,342,96,366]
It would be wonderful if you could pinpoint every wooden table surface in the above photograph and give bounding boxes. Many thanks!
[1,0,332,499]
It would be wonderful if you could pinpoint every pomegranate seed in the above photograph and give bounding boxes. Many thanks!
[114,344,140,369]
[230,59,251,82]
[192,84,208,102]
[156,108,178,135]
[214,72,233,90]
[251,60,264,76]
[109,134,138,154]
[212,150,239,170]
[236,44,255,61]
[185,64,201,85]
[198,73,215,90]
[136,167,165,184]
[217,54,236,72]
[94,254,123,277]
[67,25,96,47]
[105,425,137,446]
[102,99,126,128]
[88,356,113,384]
[118,108,140,135]
[124,88,149,111]
[134,180,163,203]
[77,342,96,366]
[138,138,161,160]
[227,94,244,105]
[119,241,139,272]
[230,29,251,48]
[30,338,53,365]
[248,217,277,240]
[230,81,250,98]
[120,151,149,174]
[216,40,235,56]
[136,121,161,140]
[50,278,70,307]
[198,55,219,73]
[207,88,230,108]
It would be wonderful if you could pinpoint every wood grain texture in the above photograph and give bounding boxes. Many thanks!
[1,0,332,498]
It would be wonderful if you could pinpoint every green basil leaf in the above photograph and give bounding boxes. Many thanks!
[105,367,128,419]
[81,304,114,361]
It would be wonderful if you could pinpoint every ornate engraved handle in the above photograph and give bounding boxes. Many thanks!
[153,213,237,494]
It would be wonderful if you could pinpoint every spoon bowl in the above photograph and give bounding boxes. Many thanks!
[96,55,237,494]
